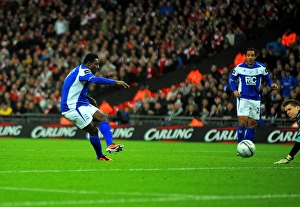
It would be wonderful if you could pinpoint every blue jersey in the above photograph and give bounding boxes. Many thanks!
[60,64,115,113]
[230,61,273,101]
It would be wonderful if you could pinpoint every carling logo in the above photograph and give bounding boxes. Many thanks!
[204,128,237,142]
[31,126,78,138]
[144,128,194,141]
[267,129,298,143]
[0,125,22,136]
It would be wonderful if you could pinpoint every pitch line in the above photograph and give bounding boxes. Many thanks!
[0,166,299,174]
[0,187,180,197]
[1,149,245,153]
[0,194,299,206]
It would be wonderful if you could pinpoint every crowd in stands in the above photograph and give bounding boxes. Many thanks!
[0,0,300,127]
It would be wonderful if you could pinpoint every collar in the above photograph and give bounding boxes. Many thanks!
[81,64,88,69]
[297,112,300,120]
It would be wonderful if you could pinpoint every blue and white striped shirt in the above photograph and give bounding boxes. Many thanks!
[60,64,115,113]
[230,61,273,101]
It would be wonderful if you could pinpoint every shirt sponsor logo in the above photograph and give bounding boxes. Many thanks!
[245,76,256,85]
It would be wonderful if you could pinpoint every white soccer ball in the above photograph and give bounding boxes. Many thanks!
[237,140,256,158]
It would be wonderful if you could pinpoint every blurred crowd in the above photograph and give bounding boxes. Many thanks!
[0,0,299,126]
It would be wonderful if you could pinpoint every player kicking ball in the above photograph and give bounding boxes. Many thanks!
[60,53,130,161]
[274,99,300,164]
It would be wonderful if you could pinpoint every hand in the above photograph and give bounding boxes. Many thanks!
[274,155,293,164]
[271,83,279,90]
[233,90,241,98]
[88,97,97,107]
[115,80,130,88]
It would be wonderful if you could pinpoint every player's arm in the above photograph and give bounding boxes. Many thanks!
[79,73,130,88]
[90,76,115,85]
[229,69,241,97]
[78,70,115,84]
[114,80,130,88]
[263,70,278,90]
[90,77,130,88]
[86,95,98,107]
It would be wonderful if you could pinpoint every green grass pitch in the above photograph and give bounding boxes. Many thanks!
[0,138,299,207]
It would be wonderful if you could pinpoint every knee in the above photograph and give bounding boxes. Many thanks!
[238,121,247,127]
[248,121,257,128]
[103,113,109,121]
[96,113,109,122]
[238,116,249,127]
[89,127,99,136]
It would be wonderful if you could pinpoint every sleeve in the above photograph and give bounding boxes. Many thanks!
[79,72,115,85]
[229,68,238,91]
[262,68,273,87]
[89,76,115,85]
[263,74,273,87]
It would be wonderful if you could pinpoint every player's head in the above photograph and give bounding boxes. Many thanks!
[282,99,300,119]
[245,47,257,56]
[245,47,257,66]
[83,53,100,74]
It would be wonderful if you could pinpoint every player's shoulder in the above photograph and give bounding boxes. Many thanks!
[231,63,243,76]
[254,61,266,69]
[79,64,92,75]
[235,62,245,67]
[233,62,247,71]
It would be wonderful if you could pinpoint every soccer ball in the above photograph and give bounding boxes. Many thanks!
[237,140,256,158]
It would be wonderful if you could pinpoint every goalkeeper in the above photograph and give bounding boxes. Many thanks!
[274,99,300,164]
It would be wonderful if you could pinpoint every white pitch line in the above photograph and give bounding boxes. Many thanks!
[0,149,243,153]
[0,149,87,152]
[0,166,299,174]
[1,149,285,154]
[0,187,184,198]
[0,194,300,207]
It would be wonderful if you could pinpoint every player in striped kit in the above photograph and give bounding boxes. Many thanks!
[230,48,279,154]
[60,53,130,161]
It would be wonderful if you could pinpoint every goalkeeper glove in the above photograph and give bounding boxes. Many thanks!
[274,155,294,164]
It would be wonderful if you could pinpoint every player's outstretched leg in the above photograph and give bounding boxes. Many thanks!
[99,121,124,153]
[106,143,124,154]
